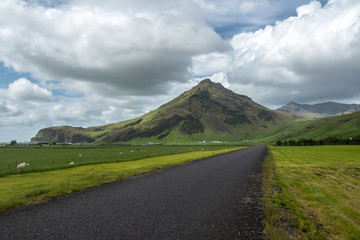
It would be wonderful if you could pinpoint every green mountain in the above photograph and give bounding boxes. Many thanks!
[278,101,360,118]
[255,111,360,144]
[31,126,94,144]
[31,79,295,144]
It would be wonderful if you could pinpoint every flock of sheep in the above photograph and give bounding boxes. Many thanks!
[14,150,138,170]
[16,160,76,169]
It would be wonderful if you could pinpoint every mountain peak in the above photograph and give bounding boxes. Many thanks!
[178,78,252,104]
[191,78,230,95]
[278,101,360,117]
[198,78,212,85]
[197,78,223,88]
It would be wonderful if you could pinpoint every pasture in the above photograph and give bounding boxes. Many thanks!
[264,146,360,239]
[0,145,242,211]
[0,145,232,177]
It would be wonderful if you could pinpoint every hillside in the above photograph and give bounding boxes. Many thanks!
[255,111,360,144]
[278,101,360,118]
[32,79,295,144]
[31,126,94,144]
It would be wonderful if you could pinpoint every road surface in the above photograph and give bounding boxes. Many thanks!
[0,145,266,239]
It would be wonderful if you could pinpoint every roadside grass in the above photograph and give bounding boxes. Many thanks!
[264,146,360,239]
[0,145,234,177]
[0,147,242,211]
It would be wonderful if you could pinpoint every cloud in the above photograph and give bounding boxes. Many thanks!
[193,0,326,37]
[0,77,175,141]
[191,53,230,77]
[296,1,322,17]
[223,0,360,105]
[0,0,229,97]
[8,78,52,101]
[0,0,359,142]
[0,100,22,117]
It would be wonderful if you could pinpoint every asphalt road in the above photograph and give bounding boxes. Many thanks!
[0,145,266,240]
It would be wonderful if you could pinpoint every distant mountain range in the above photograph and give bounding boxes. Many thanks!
[277,101,360,118]
[31,79,360,144]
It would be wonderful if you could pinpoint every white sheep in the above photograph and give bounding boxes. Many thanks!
[78,154,82,157]
[119,152,123,155]
[69,162,75,166]
[16,162,28,169]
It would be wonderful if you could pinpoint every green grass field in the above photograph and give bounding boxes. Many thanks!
[0,146,242,211]
[264,146,360,239]
[0,145,236,177]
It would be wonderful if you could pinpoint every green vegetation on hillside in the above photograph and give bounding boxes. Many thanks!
[256,111,360,145]
[264,146,360,239]
[31,79,296,145]
[0,147,243,211]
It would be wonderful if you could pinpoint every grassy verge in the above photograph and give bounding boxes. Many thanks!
[264,146,360,239]
[0,147,242,211]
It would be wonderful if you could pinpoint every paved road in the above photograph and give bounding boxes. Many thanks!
[0,145,266,240]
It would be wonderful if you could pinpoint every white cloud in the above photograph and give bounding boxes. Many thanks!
[296,1,322,17]
[8,78,52,101]
[224,0,360,105]
[193,0,320,36]
[191,53,230,77]
[0,0,229,97]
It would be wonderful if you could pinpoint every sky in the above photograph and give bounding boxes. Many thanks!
[0,0,359,142]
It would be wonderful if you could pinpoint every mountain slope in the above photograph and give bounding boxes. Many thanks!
[254,111,360,144]
[32,79,295,144]
[278,101,360,118]
[31,126,94,144]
